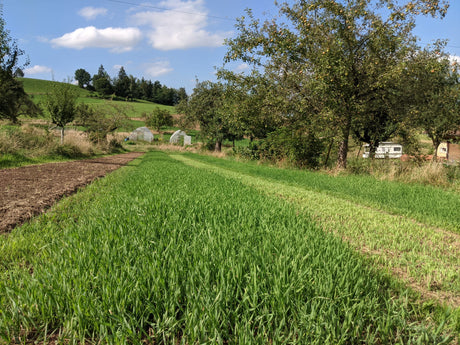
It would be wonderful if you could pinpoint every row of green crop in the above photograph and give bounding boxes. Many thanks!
[0,151,454,344]
[184,153,460,233]
[172,154,460,305]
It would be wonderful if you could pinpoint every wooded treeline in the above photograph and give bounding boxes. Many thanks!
[75,65,187,106]
[179,0,460,168]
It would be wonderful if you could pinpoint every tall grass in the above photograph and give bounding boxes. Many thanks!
[0,124,126,168]
[345,157,460,190]
[0,151,452,344]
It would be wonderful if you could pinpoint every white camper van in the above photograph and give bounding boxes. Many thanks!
[362,142,403,159]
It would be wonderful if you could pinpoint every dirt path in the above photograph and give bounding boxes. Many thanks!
[0,152,144,233]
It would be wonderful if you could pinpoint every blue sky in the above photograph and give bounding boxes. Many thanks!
[2,0,460,93]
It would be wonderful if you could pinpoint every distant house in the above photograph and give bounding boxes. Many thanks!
[362,142,403,159]
[437,142,460,162]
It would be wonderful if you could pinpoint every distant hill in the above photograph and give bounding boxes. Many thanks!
[18,78,175,117]
[19,77,88,96]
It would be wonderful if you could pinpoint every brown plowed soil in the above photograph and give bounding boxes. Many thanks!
[0,152,144,233]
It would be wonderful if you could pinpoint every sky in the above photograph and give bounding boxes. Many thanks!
[2,0,460,94]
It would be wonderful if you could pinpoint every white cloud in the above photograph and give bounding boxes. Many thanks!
[24,65,53,76]
[78,7,108,20]
[50,26,142,53]
[144,60,173,77]
[130,0,231,50]
[235,63,249,72]
[449,55,460,65]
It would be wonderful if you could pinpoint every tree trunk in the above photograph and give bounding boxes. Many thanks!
[324,139,334,168]
[337,139,348,169]
[60,127,65,145]
[215,140,222,152]
[336,116,352,169]
[432,140,440,161]
[368,142,377,159]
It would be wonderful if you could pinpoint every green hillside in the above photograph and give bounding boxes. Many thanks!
[20,77,86,96]
[19,77,175,118]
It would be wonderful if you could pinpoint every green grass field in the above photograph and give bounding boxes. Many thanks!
[20,77,176,119]
[0,151,458,344]
[173,154,460,311]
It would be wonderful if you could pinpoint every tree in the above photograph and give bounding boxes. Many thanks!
[44,82,78,144]
[218,68,292,141]
[406,46,460,159]
[13,67,23,77]
[151,80,162,103]
[0,73,41,122]
[224,0,449,168]
[75,102,129,144]
[139,78,154,101]
[114,66,130,98]
[145,107,173,133]
[0,5,37,122]
[351,67,410,158]
[128,75,140,100]
[74,68,91,88]
[177,87,188,104]
[92,64,113,97]
[177,80,232,152]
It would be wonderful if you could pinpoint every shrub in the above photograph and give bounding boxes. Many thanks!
[248,128,325,169]
[106,138,125,153]
[0,125,54,155]
[233,141,261,160]
[145,107,173,132]
[50,143,87,158]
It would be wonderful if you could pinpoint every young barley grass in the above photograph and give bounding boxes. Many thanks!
[173,153,460,335]
[0,151,454,344]
[172,155,460,297]
[184,153,460,233]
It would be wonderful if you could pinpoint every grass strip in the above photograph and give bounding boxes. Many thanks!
[0,151,454,343]
[184,153,460,233]
[172,154,460,330]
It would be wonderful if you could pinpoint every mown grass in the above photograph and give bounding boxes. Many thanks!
[20,78,176,119]
[184,153,460,233]
[0,151,453,344]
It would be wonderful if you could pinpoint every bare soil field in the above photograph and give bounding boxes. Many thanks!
[0,152,144,233]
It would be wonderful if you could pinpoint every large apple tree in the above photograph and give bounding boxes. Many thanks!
[224,0,449,168]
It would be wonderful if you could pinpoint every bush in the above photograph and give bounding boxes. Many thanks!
[253,128,325,169]
[346,158,373,175]
[0,125,54,155]
[50,143,88,158]
[106,138,125,153]
[233,141,261,160]
[145,107,173,132]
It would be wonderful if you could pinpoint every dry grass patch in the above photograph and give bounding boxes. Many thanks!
[62,130,95,156]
